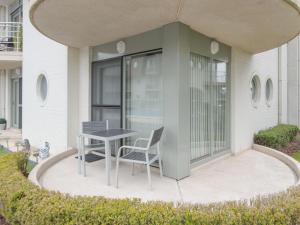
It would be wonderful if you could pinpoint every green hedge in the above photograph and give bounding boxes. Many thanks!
[0,153,300,225]
[254,124,299,150]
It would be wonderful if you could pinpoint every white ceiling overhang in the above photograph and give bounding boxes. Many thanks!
[30,0,300,53]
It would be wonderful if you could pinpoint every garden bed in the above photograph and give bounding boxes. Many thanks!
[254,124,300,162]
[279,133,300,162]
[0,153,300,224]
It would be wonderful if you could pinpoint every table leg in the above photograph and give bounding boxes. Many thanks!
[105,139,111,185]
[77,136,81,174]
[82,136,86,177]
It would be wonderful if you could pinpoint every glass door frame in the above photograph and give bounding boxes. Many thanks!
[190,53,231,167]
[90,49,163,129]
[122,49,163,131]
[91,57,123,128]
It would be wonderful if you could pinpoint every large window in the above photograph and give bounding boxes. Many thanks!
[124,51,163,138]
[190,53,230,163]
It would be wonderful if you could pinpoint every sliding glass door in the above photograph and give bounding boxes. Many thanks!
[190,53,230,163]
[211,59,230,154]
[124,51,163,138]
[91,58,122,128]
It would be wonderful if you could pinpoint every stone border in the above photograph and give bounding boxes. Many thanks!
[28,148,76,186]
[253,144,300,186]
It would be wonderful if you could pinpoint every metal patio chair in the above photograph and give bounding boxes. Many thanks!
[77,120,108,173]
[77,120,121,175]
[115,127,164,189]
[81,120,108,151]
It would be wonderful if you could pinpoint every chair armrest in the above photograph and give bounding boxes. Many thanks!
[119,145,148,151]
[116,145,149,158]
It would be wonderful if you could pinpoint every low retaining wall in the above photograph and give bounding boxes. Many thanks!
[253,144,300,186]
[28,148,77,186]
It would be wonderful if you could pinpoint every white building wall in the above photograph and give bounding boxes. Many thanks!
[231,48,279,153]
[22,0,69,153]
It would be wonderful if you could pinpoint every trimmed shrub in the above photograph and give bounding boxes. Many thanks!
[254,124,299,149]
[0,153,300,225]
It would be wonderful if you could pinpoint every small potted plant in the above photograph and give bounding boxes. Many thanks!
[0,118,7,130]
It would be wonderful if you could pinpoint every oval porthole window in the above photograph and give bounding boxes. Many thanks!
[265,78,273,106]
[36,74,48,103]
[250,75,261,106]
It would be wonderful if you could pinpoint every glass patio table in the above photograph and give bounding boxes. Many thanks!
[79,129,138,185]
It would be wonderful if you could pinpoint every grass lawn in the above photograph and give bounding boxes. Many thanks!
[293,151,300,162]
[0,147,35,173]
[0,147,9,157]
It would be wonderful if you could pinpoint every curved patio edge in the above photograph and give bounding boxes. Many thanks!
[253,144,300,186]
[28,148,77,187]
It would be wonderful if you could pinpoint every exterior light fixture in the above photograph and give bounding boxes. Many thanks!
[210,40,219,55]
[116,40,126,54]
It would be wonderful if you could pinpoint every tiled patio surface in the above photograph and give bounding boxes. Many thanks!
[39,150,297,204]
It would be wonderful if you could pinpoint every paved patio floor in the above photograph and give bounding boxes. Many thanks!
[39,150,297,204]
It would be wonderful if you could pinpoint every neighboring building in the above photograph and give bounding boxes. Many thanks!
[0,0,22,129]
[17,0,300,179]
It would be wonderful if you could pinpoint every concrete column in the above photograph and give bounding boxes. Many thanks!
[78,47,91,124]
[67,47,80,148]
[161,23,190,180]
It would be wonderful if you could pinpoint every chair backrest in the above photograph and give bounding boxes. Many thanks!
[82,121,107,134]
[149,127,164,147]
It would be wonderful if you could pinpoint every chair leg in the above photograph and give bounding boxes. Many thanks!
[146,163,152,190]
[115,157,120,188]
[145,153,152,189]
[158,157,163,178]
[157,144,163,177]
[132,163,135,176]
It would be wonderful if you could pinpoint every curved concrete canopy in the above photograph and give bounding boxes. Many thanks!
[30,0,300,53]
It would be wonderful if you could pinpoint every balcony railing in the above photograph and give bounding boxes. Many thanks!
[0,22,22,52]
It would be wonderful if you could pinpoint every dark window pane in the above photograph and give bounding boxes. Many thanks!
[92,59,121,106]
